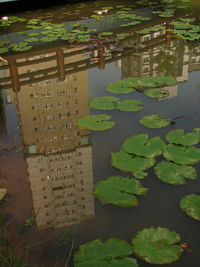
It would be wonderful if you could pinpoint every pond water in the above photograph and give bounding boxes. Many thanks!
[0,0,200,266]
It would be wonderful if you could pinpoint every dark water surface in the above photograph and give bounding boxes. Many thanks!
[0,0,200,266]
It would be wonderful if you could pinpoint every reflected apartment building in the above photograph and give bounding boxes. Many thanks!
[0,47,95,229]
[119,25,196,100]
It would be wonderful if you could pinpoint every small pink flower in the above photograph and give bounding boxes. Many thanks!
[2,16,9,21]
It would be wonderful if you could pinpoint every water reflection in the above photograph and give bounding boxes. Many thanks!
[0,47,95,230]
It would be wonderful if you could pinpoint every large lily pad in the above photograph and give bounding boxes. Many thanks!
[180,194,200,221]
[163,144,200,165]
[143,88,169,99]
[94,176,148,207]
[132,227,183,264]
[111,149,155,177]
[155,161,197,185]
[166,129,200,146]
[74,238,138,267]
[139,114,171,129]
[77,114,115,131]
[116,100,143,112]
[123,134,165,157]
[89,96,119,110]
[106,80,136,94]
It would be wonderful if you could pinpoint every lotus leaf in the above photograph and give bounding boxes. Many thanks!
[25,38,40,43]
[0,48,8,54]
[94,176,148,207]
[74,238,138,267]
[132,227,183,264]
[139,114,171,129]
[155,161,197,185]
[180,194,200,220]
[99,32,113,37]
[116,100,143,112]
[106,80,136,94]
[123,134,166,157]
[111,149,155,175]
[116,33,130,40]
[143,88,169,99]
[11,42,32,52]
[166,129,200,146]
[89,96,119,110]
[163,144,200,165]
[77,114,115,131]
[40,36,58,42]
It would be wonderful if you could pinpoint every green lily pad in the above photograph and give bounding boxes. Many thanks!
[106,80,136,94]
[94,176,148,207]
[132,227,183,264]
[143,88,169,99]
[24,37,40,43]
[77,114,115,131]
[106,76,176,94]
[0,47,9,54]
[11,42,32,52]
[123,134,166,157]
[89,96,119,110]
[166,129,200,146]
[74,238,138,267]
[155,161,197,185]
[111,149,155,176]
[99,31,113,37]
[180,194,200,220]
[163,144,200,165]
[116,100,143,112]
[139,114,171,129]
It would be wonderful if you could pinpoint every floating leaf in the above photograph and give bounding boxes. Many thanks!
[94,176,148,207]
[116,100,143,112]
[77,114,115,131]
[139,114,171,129]
[11,42,32,52]
[132,227,183,264]
[180,194,200,221]
[0,47,8,54]
[166,129,200,146]
[99,31,113,37]
[163,144,200,165]
[89,96,119,110]
[123,134,166,157]
[155,161,197,185]
[143,88,169,99]
[111,149,155,175]
[24,37,40,43]
[74,238,138,267]
[106,80,136,94]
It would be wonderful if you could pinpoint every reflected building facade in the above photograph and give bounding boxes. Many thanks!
[0,47,95,230]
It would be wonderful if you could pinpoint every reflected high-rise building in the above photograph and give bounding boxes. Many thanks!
[0,46,95,229]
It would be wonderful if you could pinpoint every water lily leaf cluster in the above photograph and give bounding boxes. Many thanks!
[89,96,143,112]
[74,227,184,266]
[106,76,176,94]
[132,227,183,264]
[180,194,200,220]
[77,114,115,131]
[170,19,200,41]
[111,133,165,178]
[74,238,138,267]
[94,176,148,207]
